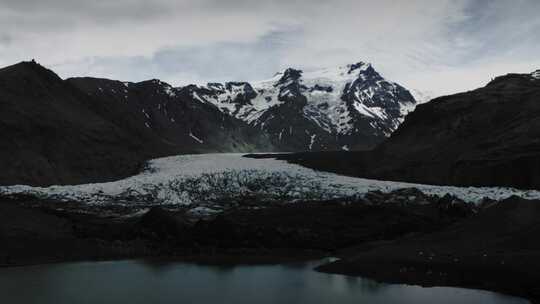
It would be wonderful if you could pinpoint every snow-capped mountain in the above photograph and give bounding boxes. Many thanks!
[0,60,418,185]
[67,77,274,153]
[188,62,417,150]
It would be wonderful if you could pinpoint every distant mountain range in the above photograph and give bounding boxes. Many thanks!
[188,62,417,150]
[1,59,538,189]
[0,60,417,186]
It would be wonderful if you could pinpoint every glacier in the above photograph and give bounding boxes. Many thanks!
[1,154,539,214]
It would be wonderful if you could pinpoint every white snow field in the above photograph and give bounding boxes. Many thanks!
[1,154,539,209]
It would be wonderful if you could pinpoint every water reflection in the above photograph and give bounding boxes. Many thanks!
[0,259,529,304]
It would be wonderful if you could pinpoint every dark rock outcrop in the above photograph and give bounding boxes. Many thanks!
[68,77,274,154]
[274,70,540,189]
[318,196,540,303]
[0,61,273,186]
[370,71,540,189]
[0,61,171,186]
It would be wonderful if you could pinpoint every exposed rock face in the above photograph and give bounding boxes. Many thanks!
[191,62,417,151]
[277,70,540,190]
[0,61,167,186]
[0,61,272,186]
[67,77,274,154]
[0,59,418,186]
[372,71,540,189]
[318,196,540,303]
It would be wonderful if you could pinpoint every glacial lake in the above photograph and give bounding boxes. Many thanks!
[0,259,529,304]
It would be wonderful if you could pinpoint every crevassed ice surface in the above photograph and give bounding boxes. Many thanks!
[1,154,539,207]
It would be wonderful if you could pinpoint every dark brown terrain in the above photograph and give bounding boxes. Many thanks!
[318,196,540,303]
[0,61,274,186]
[0,61,170,186]
[264,70,540,190]
[1,190,539,302]
[0,189,468,266]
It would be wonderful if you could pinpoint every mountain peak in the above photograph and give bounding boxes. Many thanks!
[346,61,371,74]
[1,59,50,74]
[275,68,303,86]
[0,60,63,85]
[282,68,303,78]
[487,71,540,87]
[176,59,417,150]
[136,78,174,89]
[12,59,41,68]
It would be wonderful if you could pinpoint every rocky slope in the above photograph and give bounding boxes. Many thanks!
[0,61,272,186]
[318,196,540,302]
[0,60,418,186]
[0,61,174,186]
[372,69,540,189]
[275,69,540,190]
[67,77,273,153]
[190,62,417,150]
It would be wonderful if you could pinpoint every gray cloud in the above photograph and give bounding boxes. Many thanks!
[445,0,540,63]
[0,0,539,96]
[0,0,170,19]
[0,33,11,46]
[53,29,299,85]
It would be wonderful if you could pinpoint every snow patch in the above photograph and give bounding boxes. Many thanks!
[189,132,204,144]
[353,102,375,118]
[164,86,176,97]
[192,91,206,103]
[309,134,317,150]
[142,109,150,119]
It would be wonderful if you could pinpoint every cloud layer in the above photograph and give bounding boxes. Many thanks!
[1,0,539,96]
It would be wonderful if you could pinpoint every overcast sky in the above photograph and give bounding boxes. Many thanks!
[0,0,539,97]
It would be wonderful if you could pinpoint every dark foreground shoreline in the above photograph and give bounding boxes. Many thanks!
[1,192,539,303]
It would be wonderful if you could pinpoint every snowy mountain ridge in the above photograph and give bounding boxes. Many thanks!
[187,62,417,150]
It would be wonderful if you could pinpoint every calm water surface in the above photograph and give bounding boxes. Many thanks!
[0,259,529,304]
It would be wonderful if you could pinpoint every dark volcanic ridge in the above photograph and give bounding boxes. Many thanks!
[0,60,416,186]
[2,59,540,191]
